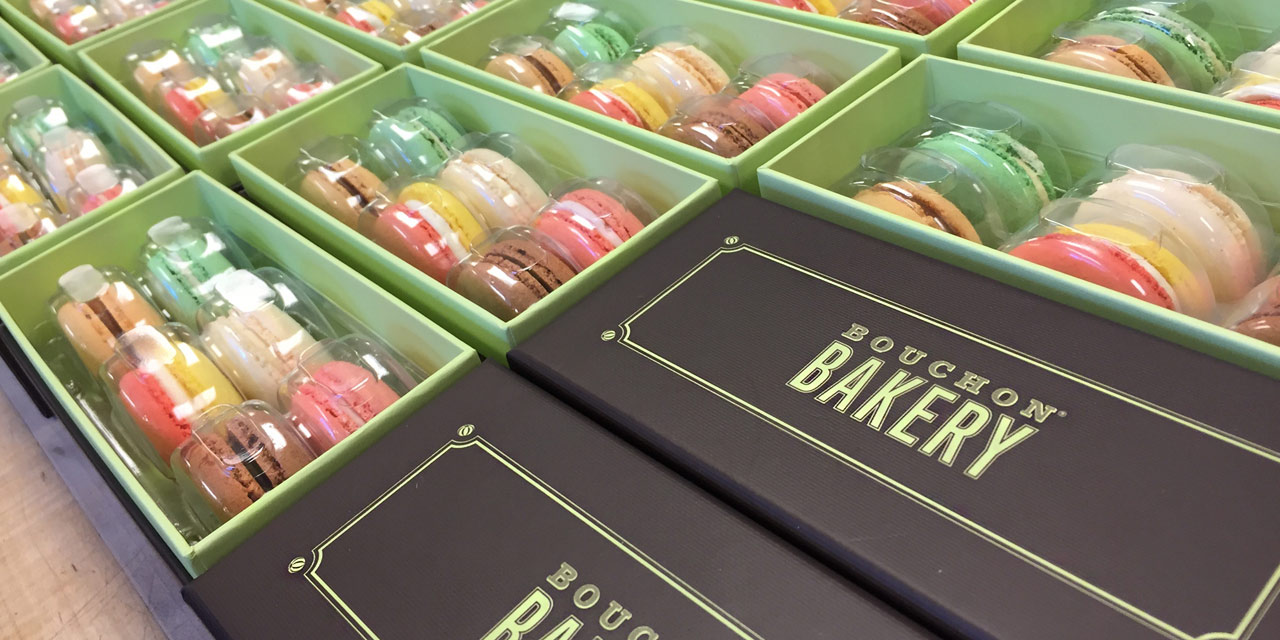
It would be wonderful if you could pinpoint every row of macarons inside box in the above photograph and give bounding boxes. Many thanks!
[293,96,658,321]
[123,15,338,146]
[1,96,153,257]
[480,5,834,158]
[27,0,168,44]
[754,0,976,35]
[830,100,1280,347]
[47,216,427,539]
[296,0,490,45]
[1042,0,1279,107]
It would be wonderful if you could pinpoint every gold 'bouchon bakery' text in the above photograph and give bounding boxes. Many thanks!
[482,562,658,640]
[787,323,1065,479]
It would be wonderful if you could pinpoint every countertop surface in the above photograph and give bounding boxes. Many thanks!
[0,387,163,639]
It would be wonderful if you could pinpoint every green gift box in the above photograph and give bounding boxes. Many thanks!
[421,0,900,191]
[252,0,505,69]
[0,0,183,74]
[0,66,182,273]
[959,0,1280,131]
[0,11,49,77]
[758,55,1280,379]
[699,0,1016,60]
[78,0,383,185]
[0,172,479,575]
[231,64,721,361]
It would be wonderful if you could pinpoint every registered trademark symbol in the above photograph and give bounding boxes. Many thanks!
[724,236,740,246]
[458,424,475,437]
[288,557,306,574]
[600,330,616,341]
[1057,411,1067,418]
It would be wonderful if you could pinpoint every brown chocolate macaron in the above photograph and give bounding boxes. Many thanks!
[449,234,578,321]
[299,157,387,228]
[1044,35,1174,86]
[660,97,773,158]
[853,181,981,243]
[484,47,575,96]
[175,405,315,522]
[847,6,939,35]
[1232,283,1280,346]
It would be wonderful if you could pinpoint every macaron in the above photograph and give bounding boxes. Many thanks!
[1072,222,1215,318]
[173,402,315,522]
[55,265,165,371]
[1044,34,1175,86]
[484,42,575,96]
[553,22,631,65]
[0,166,48,207]
[1008,232,1178,310]
[111,325,244,461]
[568,84,644,128]
[199,270,320,405]
[449,232,579,320]
[1228,276,1280,346]
[632,44,731,110]
[365,182,486,282]
[437,148,549,228]
[142,216,241,326]
[533,188,645,268]
[184,20,247,67]
[737,72,828,128]
[285,359,401,453]
[853,181,981,243]
[366,102,465,178]
[1091,3,1228,91]
[0,202,59,256]
[843,0,964,34]
[659,97,774,158]
[1090,170,1265,301]
[914,128,1054,235]
[333,0,397,34]
[300,157,387,228]
[1219,82,1280,111]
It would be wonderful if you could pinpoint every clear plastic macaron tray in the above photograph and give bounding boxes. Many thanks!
[749,0,977,35]
[38,215,429,545]
[1,96,157,256]
[292,95,661,322]
[290,0,487,46]
[478,4,847,158]
[828,99,1280,349]
[120,13,346,147]
[27,0,173,44]
[1037,0,1280,112]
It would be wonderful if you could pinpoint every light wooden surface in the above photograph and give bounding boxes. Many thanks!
[0,390,164,640]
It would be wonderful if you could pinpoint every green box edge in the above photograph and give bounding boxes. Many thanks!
[75,0,384,184]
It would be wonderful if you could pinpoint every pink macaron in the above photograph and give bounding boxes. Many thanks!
[1008,232,1176,310]
[286,360,401,453]
[737,72,828,128]
[534,188,646,268]
[568,87,644,128]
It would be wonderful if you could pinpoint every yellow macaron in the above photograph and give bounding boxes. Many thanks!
[1073,222,1214,318]
[396,182,487,247]
[600,79,670,131]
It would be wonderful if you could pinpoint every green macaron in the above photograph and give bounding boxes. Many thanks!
[366,102,466,178]
[915,128,1055,235]
[553,22,631,65]
[1092,3,1229,92]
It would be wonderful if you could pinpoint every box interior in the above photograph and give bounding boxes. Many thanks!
[761,56,1280,378]
[233,65,721,360]
[0,14,48,72]
[0,67,182,270]
[0,174,478,575]
[424,0,898,190]
[960,0,1280,130]
[77,0,380,182]
[699,0,1015,59]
